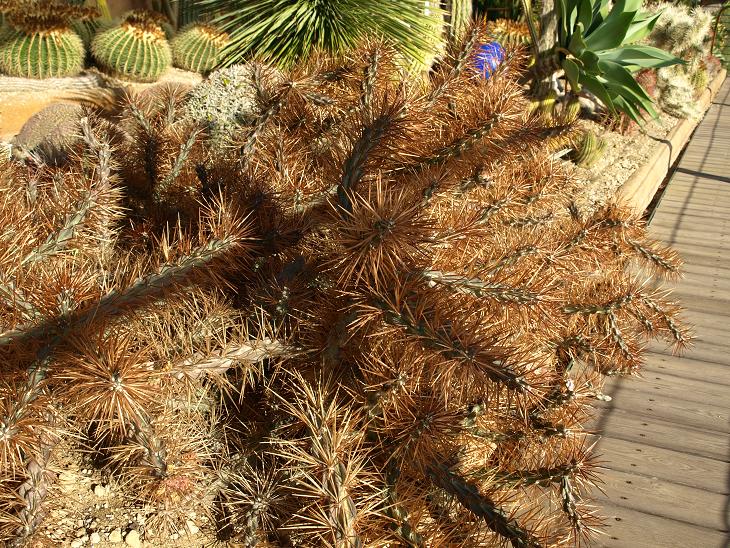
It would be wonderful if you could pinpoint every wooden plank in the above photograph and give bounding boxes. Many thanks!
[592,407,729,461]
[601,383,729,433]
[623,368,730,406]
[593,468,727,531]
[595,437,728,493]
[643,351,730,386]
[596,502,726,548]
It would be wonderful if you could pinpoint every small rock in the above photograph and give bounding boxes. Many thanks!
[170,533,179,540]
[75,527,86,537]
[58,471,75,483]
[93,484,107,497]
[70,540,83,548]
[124,529,141,548]
[186,519,199,535]
[90,532,101,545]
[108,528,123,543]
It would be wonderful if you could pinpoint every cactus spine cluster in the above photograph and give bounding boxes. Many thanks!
[0,2,95,78]
[91,10,171,82]
[0,24,689,546]
[488,18,532,49]
[171,23,230,74]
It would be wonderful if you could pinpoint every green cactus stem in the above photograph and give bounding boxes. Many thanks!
[0,25,85,79]
[171,24,230,74]
[570,130,607,167]
[0,1,96,79]
[91,10,171,82]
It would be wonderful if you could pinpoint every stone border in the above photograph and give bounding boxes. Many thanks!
[615,67,727,218]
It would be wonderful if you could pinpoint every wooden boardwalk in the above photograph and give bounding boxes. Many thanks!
[593,80,730,547]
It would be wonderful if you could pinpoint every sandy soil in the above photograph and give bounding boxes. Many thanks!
[37,440,217,547]
[569,110,684,216]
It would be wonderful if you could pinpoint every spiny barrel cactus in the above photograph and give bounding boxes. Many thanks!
[91,10,171,82]
[0,24,689,547]
[0,2,96,78]
[171,23,230,74]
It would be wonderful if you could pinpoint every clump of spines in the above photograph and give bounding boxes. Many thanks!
[487,18,532,49]
[171,23,230,74]
[0,22,689,547]
[0,1,96,78]
[91,9,172,82]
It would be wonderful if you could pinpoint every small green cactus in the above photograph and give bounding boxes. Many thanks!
[171,24,230,74]
[0,2,94,79]
[570,130,607,167]
[561,97,582,124]
[91,10,171,82]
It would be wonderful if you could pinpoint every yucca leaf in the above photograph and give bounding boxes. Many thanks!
[198,0,444,70]
[623,10,663,43]
[597,45,680,68]
[578,72,615,111]
[584,11,635,50]
[563,58,582,91]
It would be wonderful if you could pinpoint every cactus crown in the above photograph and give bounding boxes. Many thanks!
[0,1,97,35]
[120,9,168,40]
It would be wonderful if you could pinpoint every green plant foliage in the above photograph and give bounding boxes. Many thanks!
[171,23,230,74]
[195,0,445,70]
[91,10,172,82]
[0,26,84,78]
[488,18,532,49]
[546,0,683,122]
[0,1,95,79]
[570,129,607,167]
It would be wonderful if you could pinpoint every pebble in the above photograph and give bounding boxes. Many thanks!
[108,528,123,543]
[90,532,101,545]
[75,527,86,537]
[124,529,141,548]
[93,484,107,497]
[58,471,75,483]
[186,520,199,535]
[170,533,179,540]
[70,540,83,548]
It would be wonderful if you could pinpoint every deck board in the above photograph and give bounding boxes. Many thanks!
[594,79,730,547]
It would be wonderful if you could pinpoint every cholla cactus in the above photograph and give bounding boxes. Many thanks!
[657,64,701,118]
[650,3,713,59]
[91,10,172,82]
[171,24,230,74]
[0,1,95,78]
[0,24,689,547]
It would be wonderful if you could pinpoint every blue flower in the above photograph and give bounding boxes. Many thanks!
[473,42,505,78]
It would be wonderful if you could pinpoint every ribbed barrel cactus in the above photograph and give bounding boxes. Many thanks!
[91,10,171,82]
[0,2,95,78]
[171,23,230,74]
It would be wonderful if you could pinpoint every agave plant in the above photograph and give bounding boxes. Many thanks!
[528,0,683,121]
[194,0,444,70]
